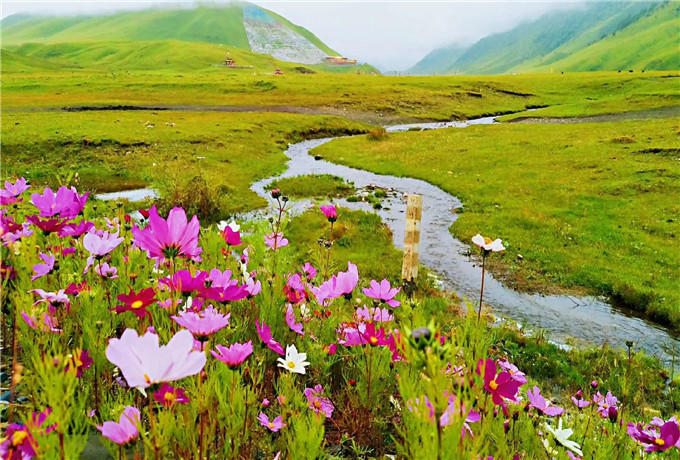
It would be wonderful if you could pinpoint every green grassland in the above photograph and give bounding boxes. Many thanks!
[313,118,680,327]
[266,174,355,199]
[1,111,371,215]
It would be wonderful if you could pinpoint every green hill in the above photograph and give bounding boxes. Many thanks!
[0,48,68,72]
[408,44,469,75]
[0,3,344,66]
[519,2,680,72]
[408,2,676,75]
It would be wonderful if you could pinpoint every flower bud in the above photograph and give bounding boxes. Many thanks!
[270,188,281,199]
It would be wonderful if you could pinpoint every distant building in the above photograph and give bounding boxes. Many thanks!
[224,52,236,67]
[324,56,357,66]
[274,68,284,75]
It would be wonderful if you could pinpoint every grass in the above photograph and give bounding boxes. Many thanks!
[1,111,372,216]
[266,174,355,200]
[312,118,680,327]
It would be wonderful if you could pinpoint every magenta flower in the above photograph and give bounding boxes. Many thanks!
[65,349,93,378]
[160,270,208,295]
[265,232,289,251]
[245,277,262,297]
[303,262,317,280]
[204,284,249,303]
[112,287,157,320]
[97,406,140,445]
[0,177,30,205]
[59,220,94,238]
[304,385,334,418]
[2,223,33,246]
[477,359,522,405]
[628,420,680,452]
[0,408,54,459]
[131,205,202,261]
[222,226,242,246]
[527,386,565,417]
[440,396,480,438]
[285,304,304,336]
[105,328,206,389]
[255,319,284,356]
[26,215,70,234]
[211,341,253,367]
[32,252,55,281]
[258,413,286,432]
[284,273,307,303]
[154,383,190,408]
[30,289,70,311]
[363,279,401,307]
[208,268,238,288]
[360,322,389,346]
[319,204,337,222]
[172,306,230,339]
[571,395,591,409]
[83,229,123,257]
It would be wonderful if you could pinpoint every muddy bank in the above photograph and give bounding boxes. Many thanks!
[508,105,680,124]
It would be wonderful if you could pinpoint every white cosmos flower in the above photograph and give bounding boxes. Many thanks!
[545,419,583,457]
[277,345,310,375]
[218,220,240,232]
[472,234,505,252]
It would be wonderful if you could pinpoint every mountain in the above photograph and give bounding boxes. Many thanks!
[0,3,342,66]
[408,44,469,75]
[408,1,677,75]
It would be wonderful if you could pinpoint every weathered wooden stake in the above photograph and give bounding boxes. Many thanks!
[402,194,422,283]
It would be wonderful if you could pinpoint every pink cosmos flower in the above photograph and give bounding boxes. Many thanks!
[477,359,522,405]
[97,406,140,445]
[628,419,680,452]
[356,305,394,322]
[265,232,289,251]
[172,306,230,339]
[304,385,334,418]
[95,262,118,279]
[527,386,565,417]
[31,186,88,220]
[284,273,307,304]
[255,319,284,356]
[387,330,406,362]
[363,279,401,307]
[303,262,317,280]
[131,205,202,261]
[32,252,55,281]
[203,284,249,303]
[258,413,285,432]
[27,215,70,234]
[244,277,262,297]
[22,311,61,333]
[59,220,95,238]
[439,395,480,438]
[571,395,591,409]
[498,360,528,385]
[594,391,618,418]
[319,204,337,222]
[0,177,30,205]
[211,341,253,367]
[30,289,70,311]
[154,383,190,408]
[285,305,304,336]
[0,408,54,459]
[65,349,93,378]
[208,268,237,288]
[83,229,124,257]
[2,223,33,246]
[105,328,206,389]
[333,262,359,298]
[160,270,209,295]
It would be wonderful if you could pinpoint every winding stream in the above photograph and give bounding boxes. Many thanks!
[248,114,680,364]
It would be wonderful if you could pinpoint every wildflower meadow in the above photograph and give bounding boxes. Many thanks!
[1,179,678,459]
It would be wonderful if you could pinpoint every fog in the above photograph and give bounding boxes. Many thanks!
[1,0,587,71]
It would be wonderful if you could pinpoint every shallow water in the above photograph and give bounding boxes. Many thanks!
[249,114,680,364]
[95,188,156,201]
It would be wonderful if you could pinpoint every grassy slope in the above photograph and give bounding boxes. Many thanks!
[313,119,680,326]
[1,6,250,48]
[266,175,355,199]
[1,111,372,215]
[0,49,68,72]
[407,44,470,75]
[522,2,680,73]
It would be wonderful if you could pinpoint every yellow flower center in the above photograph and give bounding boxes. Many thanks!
[164,392,176,403]
[268,422,275,429]
[369,336,379,345]
[655,438,665,446]
[12,431,28,446]
[603,403,608,409]
[313,400,322,409]
[484,237,493,245]
[131,300,144,309]
[489,379,499,391]
[144,374,151,384]
[287,361,296,369]
[74,357,83,367]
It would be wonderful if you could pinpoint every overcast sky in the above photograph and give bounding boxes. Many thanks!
[1,1,587,70]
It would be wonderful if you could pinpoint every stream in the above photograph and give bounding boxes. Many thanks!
[247,114,680,364]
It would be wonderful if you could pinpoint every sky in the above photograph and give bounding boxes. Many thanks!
[1,1,587,71]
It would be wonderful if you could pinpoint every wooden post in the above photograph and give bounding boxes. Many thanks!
[402,194,422,282]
